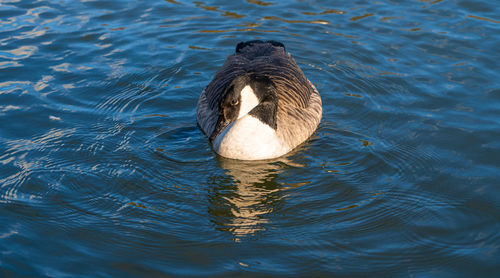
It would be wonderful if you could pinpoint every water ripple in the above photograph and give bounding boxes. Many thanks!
[0,0,499,276]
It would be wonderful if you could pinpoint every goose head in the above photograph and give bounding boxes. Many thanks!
[210,74,278,143]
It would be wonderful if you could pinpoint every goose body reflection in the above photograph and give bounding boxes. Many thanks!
[197,40,322,160]
[208,158,286,241]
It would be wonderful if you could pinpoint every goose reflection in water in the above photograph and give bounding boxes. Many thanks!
[208,157,304,242]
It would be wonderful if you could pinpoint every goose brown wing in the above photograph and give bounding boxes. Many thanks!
[204,43,313,107]
[197,42,316,136]
[247,53,313,109]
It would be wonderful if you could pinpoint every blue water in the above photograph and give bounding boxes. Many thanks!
[1,0,499,276]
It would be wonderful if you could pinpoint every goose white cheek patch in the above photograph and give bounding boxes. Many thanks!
[238,85,259,119]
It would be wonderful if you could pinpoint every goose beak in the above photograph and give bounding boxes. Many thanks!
[210,116,231,142]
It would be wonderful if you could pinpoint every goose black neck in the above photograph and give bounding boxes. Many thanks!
[247,74,278,130]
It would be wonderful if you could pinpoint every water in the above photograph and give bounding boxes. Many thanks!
[1,0,499,276]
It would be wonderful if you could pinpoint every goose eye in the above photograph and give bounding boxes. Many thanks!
[231,99,239,106]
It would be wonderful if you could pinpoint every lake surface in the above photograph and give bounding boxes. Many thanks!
[1,0,499,276]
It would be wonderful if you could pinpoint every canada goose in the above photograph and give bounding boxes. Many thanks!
[197,40,322,160]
